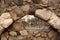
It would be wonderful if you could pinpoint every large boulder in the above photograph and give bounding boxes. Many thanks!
[0,12,13,35]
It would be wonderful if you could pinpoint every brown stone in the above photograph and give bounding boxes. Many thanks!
[1,12,11,19]
[8,36,18,40]
[35,33,41,37]
[41,0,48,5]
[48,0,58,9]
[20,30,28,36]
[35,9,52,20]
[48,13,60,29]
[35,9,60,30]
[45,37,50,40]
[37,37,45,40]
[1,32,9,40]
[23,0,32,2]
[17,36,24,40]
[10,11,18,20]
[2,19,13,28]
[48,30,57,38]
[9,31,17,36]
[10,5,30,20]
[40,32,47,38]
[0,13,13,35]
[12,21,24,31]
[33,31,39,34]
[10,8,23,20]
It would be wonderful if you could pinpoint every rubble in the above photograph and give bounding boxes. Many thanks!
[0,14,57,40]
[0,0,60,40]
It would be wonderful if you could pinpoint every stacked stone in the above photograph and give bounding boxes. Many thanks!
[1,15,57,40]
[0,0,60,40]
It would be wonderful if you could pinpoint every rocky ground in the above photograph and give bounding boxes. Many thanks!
[0,0,60,40]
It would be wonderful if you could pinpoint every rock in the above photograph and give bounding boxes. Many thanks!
[4,0,15,7]
[1,32,9,40]
[55,8,60,16]
[45,37,50,40]
[36,37,45,40]
[58,30,60,32]
[1,12,11,19]
[21,15,35,22]
[10,5,30,20]
[32,0,48,6]
[23,0,32,2]
[48,0,59,9]
[0,26,4,31]
[20,30,28,36]
[10,11,18,20]
[31,37,37,40]
[41,0,48,5]
[0,29,4,35]
[1,36,7,40]
[35,9,52,20]
[13,0,23,5]
[21,4,30,14]
[33,31,39,34]
[9,31,17,36]
[35,9,60,30]
[35,33,41,37]
[48,30,57,39]
[17,36,24,40]
[23,0,32,4]
[39,0,48,6]
[10,6,23,20]
[43,27,51,33]
[8,36,18,40]
[11,21,24,31]
[40,32,47,38]
[2,19,13,28]
[48,13,60,29]
[0,12,13,35]
[27,30,34,35]
[32,0,42,4]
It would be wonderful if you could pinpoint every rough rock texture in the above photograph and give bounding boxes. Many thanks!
[0,15,57,40]
[20,30,28,35]
[48,13,60,29]
[35,9,52,20]
[9,31,17,36]
[35,9,60,30]
[0,13,13,35]
[0,0,60,40]
[10,4,30,20]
